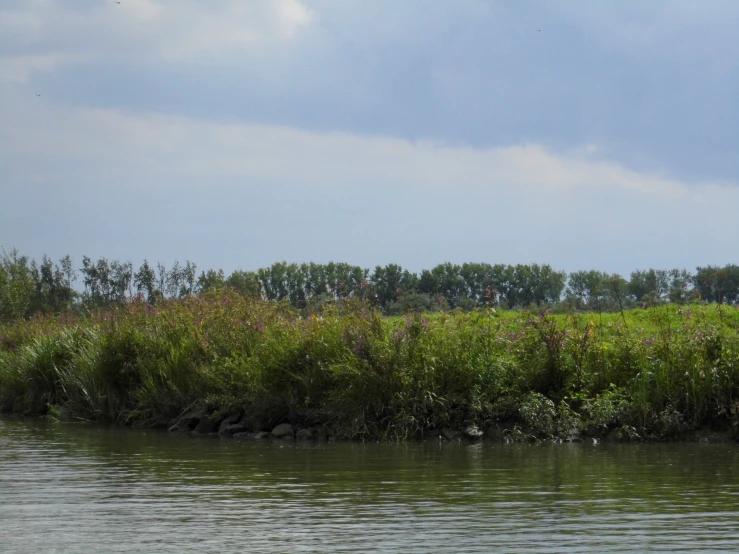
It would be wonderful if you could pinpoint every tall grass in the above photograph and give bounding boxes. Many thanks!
[1,292,738,440]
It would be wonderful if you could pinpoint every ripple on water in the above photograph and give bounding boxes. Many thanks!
[0,418,738,553]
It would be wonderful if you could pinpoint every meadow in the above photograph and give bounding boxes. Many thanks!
[1,291,738,441]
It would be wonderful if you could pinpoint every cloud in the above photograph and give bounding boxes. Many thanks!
[3,94,738,276]
[0,53,87,83]
[0,0,314,79]
[2,95,733,204]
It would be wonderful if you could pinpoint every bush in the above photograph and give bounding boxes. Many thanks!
[1,298,738,441]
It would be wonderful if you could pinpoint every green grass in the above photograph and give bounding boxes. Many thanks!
[1,292,738,441]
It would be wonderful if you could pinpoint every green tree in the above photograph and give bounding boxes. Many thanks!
[226,270,261,298]
[695,265,739,304]
[371,264,416,308]
[0,248,35,320]
[567,270,626,311]
[134,260,158,303]
[196,268,226,294]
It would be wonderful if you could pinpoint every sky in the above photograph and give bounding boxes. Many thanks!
[1,0,738,277]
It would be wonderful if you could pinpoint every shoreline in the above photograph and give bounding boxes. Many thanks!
[3,412,737,445]
[2,295,738,443]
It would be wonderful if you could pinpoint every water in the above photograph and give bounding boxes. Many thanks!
[1,418,738,553]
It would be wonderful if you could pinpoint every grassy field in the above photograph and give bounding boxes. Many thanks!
[1,291,738,441]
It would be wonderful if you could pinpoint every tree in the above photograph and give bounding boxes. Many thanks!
[28,255,76,314]
[80,256,131,307]
[110,260,133,303]
[695,265,739,304]
[667,269,693,304]
[181,261,197,297]
[156,262,168,299]
[628,269,669,302]
[134,260,158,303]
[226,270,261,298]
[428,263,465,307]
[0,248,35,321]
[196,269,226,294]
[566,270,626,311]
[166,261,183,298]
[491,264,517,308]
[371,264,416,308]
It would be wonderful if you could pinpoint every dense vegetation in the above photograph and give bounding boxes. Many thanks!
[1,290,738,441]
[2,248,738,323]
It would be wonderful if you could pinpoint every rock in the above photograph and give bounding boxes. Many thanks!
[583,425,605,438]
[485,425,506,442]
[175,410,204,431]
[296,428,315,441]
[232,431,272,440]
[217,409,243,426]
[702,433,732,444]
[463,425,483,440]
[219,423,247,437]
[242,415,269,433]
[315,426,333,441]
[440,428,460,440]
[271,423,294,439]
[610,425,640,442]
[194,415,219,434]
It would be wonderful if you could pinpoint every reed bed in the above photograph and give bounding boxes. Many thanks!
[2,292,738,441]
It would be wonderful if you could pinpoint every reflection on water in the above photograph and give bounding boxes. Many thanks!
[1,417,738,553]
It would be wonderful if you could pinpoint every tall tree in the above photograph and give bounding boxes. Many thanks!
[0,248,35,320]
[134,260,157,303]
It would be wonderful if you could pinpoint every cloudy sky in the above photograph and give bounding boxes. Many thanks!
[1,0,737,276]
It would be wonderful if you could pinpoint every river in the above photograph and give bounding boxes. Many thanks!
[1,417,738,553]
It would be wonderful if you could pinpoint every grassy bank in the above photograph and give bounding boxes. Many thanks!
[1,292,738,441]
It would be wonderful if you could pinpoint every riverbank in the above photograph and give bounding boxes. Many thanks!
[1,292,738,442]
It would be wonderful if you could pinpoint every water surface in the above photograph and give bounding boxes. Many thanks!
[1,417,738,553]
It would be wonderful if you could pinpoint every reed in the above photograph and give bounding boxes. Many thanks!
[1,292,738,440]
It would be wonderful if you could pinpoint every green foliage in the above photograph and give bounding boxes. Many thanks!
[3,247,738,321]
[1,296,738,441]
[0,249,36,321]
[694,265,739,304]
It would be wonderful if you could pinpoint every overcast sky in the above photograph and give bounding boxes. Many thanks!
[1,0,737,277]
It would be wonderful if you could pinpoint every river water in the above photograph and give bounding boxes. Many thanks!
[1,418,738,553]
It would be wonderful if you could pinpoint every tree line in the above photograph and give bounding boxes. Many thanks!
[1,247,737,321]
